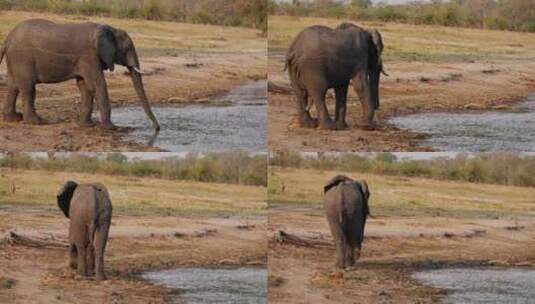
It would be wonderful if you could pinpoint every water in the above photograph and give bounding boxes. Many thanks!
[412,267,535,303]
[390,97,535,151]
[142,267,267,304]
[112,80,267,152]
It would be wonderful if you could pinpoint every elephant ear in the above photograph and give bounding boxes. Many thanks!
[324,175,353,194]
[358,180,370,216]
[368,29,386,75]
[57,181,78,218]
[96,25,116,72]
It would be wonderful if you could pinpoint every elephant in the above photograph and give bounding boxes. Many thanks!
[285,23,386,130]
[0,19,160,130]
[57,181,113,281]
[324,175,370,269]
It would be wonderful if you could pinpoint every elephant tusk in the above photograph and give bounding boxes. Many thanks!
[132,66,143,74]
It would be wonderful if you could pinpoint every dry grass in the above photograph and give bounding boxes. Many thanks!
[0,11,266,57]
[269,15,535,62]
[269,167,535,219]
[0,169,267,216]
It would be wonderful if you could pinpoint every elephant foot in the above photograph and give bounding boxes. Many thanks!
[336,120,348,130]
[78,119,96,128]
[297,113,318,128]
[99,122,116,131]
[3,112,23,122]
[23,114,45,125]
[358,121,377,131]
[319,119,337,130]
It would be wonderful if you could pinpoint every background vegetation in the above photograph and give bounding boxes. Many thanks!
[0,152,267,186]
[269,0,535,32]
[271,152,535,187]
[0,0,267,32]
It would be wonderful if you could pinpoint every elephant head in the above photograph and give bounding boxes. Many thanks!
[324,175,354,194]
[96,25,160,131]
[57,181,78,218]
[324,175,370,216]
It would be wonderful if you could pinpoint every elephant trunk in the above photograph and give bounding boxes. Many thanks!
[129,68,160,131]
[369,69,380,110]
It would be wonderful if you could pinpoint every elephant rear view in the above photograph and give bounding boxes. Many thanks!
[286,23,386,130]
[324,175,370,269]
[0,19,159,130]
[57,181,112,281]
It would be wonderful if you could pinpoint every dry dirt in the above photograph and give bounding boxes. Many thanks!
[268,207,535,303]
[0,206,266,303]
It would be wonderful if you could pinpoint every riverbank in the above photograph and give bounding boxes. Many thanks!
[0,11,266,151]
[268,167,535,303]
[0,169,267,303]
[268,16,535,151]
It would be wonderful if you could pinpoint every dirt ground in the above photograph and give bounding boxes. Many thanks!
[0,169,267,303]
[268,16,535,151]
[0,11,266,151]
[268,167,535,303]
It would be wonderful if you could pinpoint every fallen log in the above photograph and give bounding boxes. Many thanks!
[273,230,332,248]
[1,231,68,248]
[268,81,293,95]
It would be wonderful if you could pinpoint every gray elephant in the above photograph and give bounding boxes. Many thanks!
[57,181,112,281]
[285,23,386,130]
[0,19,159,130]
[324,175,370,269]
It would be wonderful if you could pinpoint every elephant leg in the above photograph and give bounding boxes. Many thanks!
[334,85,349,130]
[345,239,355,267]
[69,243,78,269]
[93,74,115,130]
[3,85,22,122]
[294,88,317,128]
[94,224,110,282]
[76,241,88,277]
[21,85,44,125]
[327,219,346,269]
[310,88,335,130]
[86,243,95,276]
[353,71,375,130]
[76,79,95,127]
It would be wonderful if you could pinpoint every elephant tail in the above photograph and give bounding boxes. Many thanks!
[89,219,98,246]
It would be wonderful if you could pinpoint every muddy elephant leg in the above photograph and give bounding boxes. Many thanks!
[69,243,78,269]
[294,88,318,128]
[93,74,115,130]
[310,88,335,130]
[21,85,44,125]
[3,84,22,122]
[94,225,110,282]
[334,85,349,130]
[76,79,95,127]
[86,243,95,276]
[76,241,88,277]
[352,71,375,129]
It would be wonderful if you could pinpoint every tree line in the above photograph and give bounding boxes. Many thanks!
[0,152,268,186]
[271,152,535,187]
[269,0,535,32]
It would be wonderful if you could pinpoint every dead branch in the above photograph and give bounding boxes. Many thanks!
[273,230,332,248]
[1,231,68,248]
[268,81,293,95]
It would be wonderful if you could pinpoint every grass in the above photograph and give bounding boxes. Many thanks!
[0,169,267,216]
[0,11,266,57]
[269,167,535,219]
[268,15,535,63]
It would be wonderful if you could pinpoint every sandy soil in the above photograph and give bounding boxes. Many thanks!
[0,11,266,152]
[268,207,535,303]
[0,206,266,303]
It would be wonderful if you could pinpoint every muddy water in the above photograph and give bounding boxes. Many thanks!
[112,80,267,151]
[142,267,267,304]
[412,267,535,303]
[391,97,535,151]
